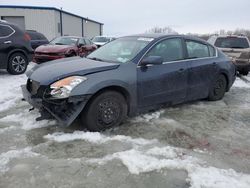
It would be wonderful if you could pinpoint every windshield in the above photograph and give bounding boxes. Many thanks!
[92,37,110,43]
[87,37,153,63]
[50,37,78,46]
[215,37,250,48]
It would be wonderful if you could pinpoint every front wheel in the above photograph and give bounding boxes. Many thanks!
[208,74,227,101]
[81,91,128,131]
[7,53,28,75]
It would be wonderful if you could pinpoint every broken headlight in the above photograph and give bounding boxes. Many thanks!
[50,76,87,99]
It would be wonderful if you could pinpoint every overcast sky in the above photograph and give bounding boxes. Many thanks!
[0,0,250,36]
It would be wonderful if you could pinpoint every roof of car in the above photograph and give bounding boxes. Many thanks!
[210,34,248,38]
[122,33,208,43]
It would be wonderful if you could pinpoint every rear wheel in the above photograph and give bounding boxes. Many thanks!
[239,70,249,76]
[81,91,128,131]
[208,74,227,101]
[7,53,28,75]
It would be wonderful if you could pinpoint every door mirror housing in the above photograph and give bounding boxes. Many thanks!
[140,56,164,66]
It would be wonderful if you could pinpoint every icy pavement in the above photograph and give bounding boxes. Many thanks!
[0,66,250,188]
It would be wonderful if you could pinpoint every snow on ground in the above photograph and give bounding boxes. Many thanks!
[233,76,250,88]
[0,74,26,112]
[0,110,56,130]
[0,69,250,188]
[47,131,250,188]
[0,147,39,173]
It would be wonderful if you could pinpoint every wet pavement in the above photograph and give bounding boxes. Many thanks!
[0,65,250,188]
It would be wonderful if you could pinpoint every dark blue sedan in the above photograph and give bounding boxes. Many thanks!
[22,34,236,131]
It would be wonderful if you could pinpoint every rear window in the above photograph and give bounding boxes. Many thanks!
[215,37,250,48]
[186,40,210,58]
[27,31,47,40]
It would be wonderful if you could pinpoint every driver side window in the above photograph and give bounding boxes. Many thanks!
[78,38,86,46]
[145,38,184,62]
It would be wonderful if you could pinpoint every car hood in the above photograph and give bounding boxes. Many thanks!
[35,44,75,53]
[27,57,120,85]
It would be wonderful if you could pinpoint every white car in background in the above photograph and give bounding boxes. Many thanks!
[92,36,116,48]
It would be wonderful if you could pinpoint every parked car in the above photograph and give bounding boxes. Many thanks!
[0,20,33,74]
[208,35,250,75]
[26,30,49,50]
[92,36,116,47]
[22,34,236,131]
[34,36,97,64]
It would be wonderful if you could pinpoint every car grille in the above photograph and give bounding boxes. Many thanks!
[35,52,61,56]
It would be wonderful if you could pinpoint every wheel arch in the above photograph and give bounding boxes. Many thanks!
[7,49,29,64]
[84,85,131,116]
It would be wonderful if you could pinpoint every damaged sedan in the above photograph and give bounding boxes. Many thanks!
[22,34,236,131]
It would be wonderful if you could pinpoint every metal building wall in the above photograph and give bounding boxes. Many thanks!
[61,13,82,37]
[0,7,103,40]
[83,20,101,39]
[0,8,57,40]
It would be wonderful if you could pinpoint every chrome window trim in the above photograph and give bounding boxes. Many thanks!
[137,37,218,68]
[0,24,15,39]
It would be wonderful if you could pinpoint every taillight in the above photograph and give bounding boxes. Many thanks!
[24,33,31,41]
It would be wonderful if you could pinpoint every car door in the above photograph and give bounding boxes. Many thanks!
[0,24,15,68]
[137,37,188,108]
[184,39,218,100]
[84,39,96,53]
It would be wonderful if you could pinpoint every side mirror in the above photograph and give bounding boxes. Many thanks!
[140,56,163,66]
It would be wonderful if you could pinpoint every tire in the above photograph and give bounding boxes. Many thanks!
[66,51,76,57]
[239,70,249,76]
[208,74,227,101]
[81,91,128,131]
[7,53,28,75]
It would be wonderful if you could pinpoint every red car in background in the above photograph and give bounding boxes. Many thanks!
[34,36,97,64]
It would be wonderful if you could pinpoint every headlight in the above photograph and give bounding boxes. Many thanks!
[50,76,87,98]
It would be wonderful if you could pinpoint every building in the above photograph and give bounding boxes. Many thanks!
[0,5,103,40]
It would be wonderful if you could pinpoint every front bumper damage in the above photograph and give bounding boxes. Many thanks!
[21,85,91,126]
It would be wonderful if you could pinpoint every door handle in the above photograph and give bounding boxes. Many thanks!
[4,41,12,44]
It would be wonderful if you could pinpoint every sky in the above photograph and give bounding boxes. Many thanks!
[0,0,250,36]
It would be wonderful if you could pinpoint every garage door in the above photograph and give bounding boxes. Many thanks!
[1,16,25,30]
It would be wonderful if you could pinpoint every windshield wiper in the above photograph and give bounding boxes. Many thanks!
[88,57,104,62]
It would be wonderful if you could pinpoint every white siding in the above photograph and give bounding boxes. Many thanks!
[62,13,82,37]
[0,8,57,40]
[83,21,100,39]
[0,7,102,40]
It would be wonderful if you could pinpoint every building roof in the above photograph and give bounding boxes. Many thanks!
[0,5,103,25]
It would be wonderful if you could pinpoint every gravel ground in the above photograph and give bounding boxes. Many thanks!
[0,64,250,188]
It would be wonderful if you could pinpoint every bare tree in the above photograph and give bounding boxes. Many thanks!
[145,26,178,34]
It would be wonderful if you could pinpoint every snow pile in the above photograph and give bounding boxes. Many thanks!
[0,126,18,134]
[0,74,26,112]
[131,110,164,123]
[0,147,39,173]
[45,131,157,146]
[233,77,250,88]
[88,146,250,188]
[44,130,250,188]
[0,111,56,130]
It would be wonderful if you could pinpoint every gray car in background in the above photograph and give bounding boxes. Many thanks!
[208,35,250,75]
